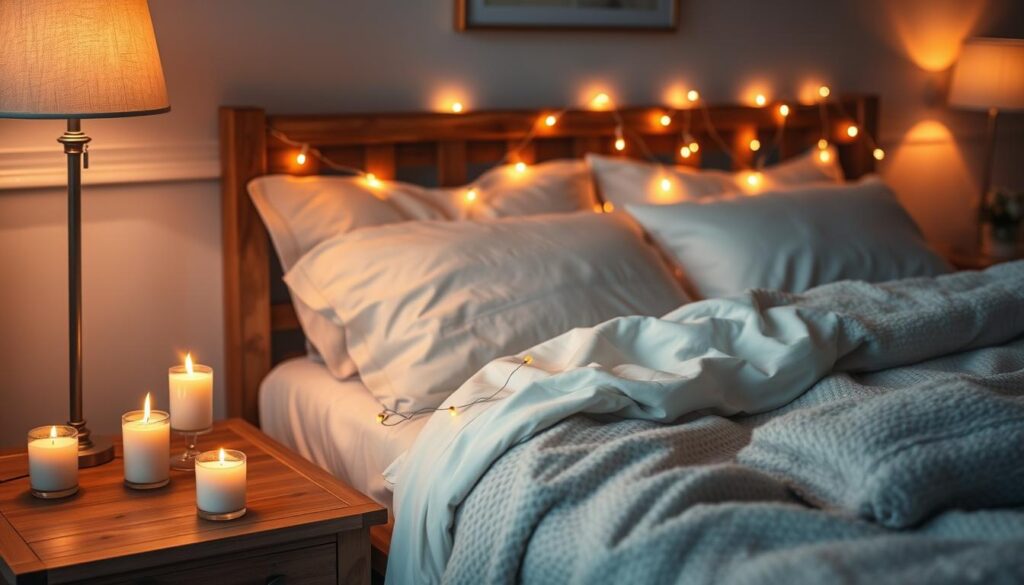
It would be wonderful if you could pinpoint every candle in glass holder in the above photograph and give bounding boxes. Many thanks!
[195,448,247,520]
[122,393,171,489]
[27,425,79,499]
[168,352,213,432]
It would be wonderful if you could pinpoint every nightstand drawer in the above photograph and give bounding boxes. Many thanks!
[83,540,338,585]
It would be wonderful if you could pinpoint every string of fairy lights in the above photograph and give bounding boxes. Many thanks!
[268,85,887,425]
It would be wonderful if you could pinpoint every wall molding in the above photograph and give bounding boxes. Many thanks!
[0,141,220,191]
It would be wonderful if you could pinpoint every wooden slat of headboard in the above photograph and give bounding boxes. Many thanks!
[223,95,880,427]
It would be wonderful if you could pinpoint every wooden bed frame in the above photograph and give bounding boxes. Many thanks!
[219,95,878,571]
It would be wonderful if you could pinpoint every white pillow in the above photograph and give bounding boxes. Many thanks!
[624,177,951,299]
[284,211,689,412]
[588,147,843,208]
[249,164,597,379]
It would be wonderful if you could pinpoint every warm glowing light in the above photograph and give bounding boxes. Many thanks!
[745,171,763,188]
[514,161,527,173]
[523,355,533,365]
[846,124,859,138]
[593,203,603,213]
[660,177,672,192]
[450,102,464,113]
[687,90,700,103]
[544,114,558,127]
[680,146,692,158]
[778,104,790,117]
[614,137,626,151]
[818,85,831,98]
[659,114,672,127]
[50,425,57,440]
[591,93,611,109]
[818,149,832,163]
[295,146,308,166]
[185,353,194,375]
[365,173,382,188]
[818,138,829,150]
[219,447,226,464]
[749,139,761,152]
[602,201,615,213]
[448,406,458,417]
[143,392,151,423]
[464,188,478,203]
[376,413,386,424]
[754,94,767,107]
[689,141,699,153]
[873,148,886,161]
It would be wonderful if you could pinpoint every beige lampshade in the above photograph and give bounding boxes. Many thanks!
[949,37,1024,111]
[0,0,169,119]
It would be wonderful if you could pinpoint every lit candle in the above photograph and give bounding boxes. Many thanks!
[27,425,78,498]
[195,448,247,520]
[168,353,213,432]
[122,393,170,489]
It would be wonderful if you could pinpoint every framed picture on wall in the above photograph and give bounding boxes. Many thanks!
[456,0,679,31]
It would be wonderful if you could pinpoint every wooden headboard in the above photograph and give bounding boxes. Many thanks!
[220,95,879,425]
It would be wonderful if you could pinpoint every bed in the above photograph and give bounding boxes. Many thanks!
[222,94,1024,581]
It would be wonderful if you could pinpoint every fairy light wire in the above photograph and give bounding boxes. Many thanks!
[377,356,533,426]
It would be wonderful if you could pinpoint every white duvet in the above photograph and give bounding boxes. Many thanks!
[386,262,1024,584]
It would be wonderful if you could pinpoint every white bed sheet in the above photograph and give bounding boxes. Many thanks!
[259,357,427,511]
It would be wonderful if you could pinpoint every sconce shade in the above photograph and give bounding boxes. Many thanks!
[949,37,1024,111]
[0,0,169,119]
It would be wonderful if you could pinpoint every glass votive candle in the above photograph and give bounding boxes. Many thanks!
[27,425,79,499]
[122,406,171,490]
[195,448,247,521]
[168,353,214,471]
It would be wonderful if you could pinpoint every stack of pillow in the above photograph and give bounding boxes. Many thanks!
[249,148,949,412]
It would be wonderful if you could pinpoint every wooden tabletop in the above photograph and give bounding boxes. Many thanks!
[0,419,386,583]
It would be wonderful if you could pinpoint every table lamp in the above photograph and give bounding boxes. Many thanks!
[948,37,1024,242]
[0,0,169,466]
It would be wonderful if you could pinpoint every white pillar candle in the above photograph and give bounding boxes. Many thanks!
[27,425,78,495]
[195,448,247,517]
[122,393,171,488]
[168,352,213,432]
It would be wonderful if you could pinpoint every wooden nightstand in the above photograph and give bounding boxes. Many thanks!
[0,419,386,584]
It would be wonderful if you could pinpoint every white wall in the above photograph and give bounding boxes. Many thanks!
[1,0,1022,447]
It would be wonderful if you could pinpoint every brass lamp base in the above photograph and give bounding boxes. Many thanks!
[78,435,115,468]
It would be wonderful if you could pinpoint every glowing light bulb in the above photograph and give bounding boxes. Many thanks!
[689,141,699,153]
[818,149,832,163]
[464,188,478,203]
[687,90,699,103]
[818,138,829,150]
[873,148,885,161]
[514,161,527,173]
[450,102,464,113]
[778,104,790,117]
[544,114,558,127]
[185,352,194,375]
[448,406,458,417]
[754,94,767,107]
[660,177,672,192]
[591,93,611,109]
[846,124,859,138]
[680,145,692,158]
[818,85,831,98]
[295,144,308,166]
[602,201,615,213]
[523,355,533,365]
[745,171,763,188]
[659,114,672,127]
[376,413,386,424]
[749,139,761,152]
[614,137,626,151]
[365,173,382,188]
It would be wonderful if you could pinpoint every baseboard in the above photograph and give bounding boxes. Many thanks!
[0,141,220,191]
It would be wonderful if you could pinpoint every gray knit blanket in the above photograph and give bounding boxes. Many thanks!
[434,264,1024,585]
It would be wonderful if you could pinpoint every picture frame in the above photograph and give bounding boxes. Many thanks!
[455,0,680,31]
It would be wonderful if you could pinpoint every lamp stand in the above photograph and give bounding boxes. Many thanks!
[58,119,114,468]
[978,107,1000,247]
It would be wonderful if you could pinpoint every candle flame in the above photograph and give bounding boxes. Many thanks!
[185,352,193,375]
[50,425,57,442]
[144,392,151,423]
[219,447,226,463]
